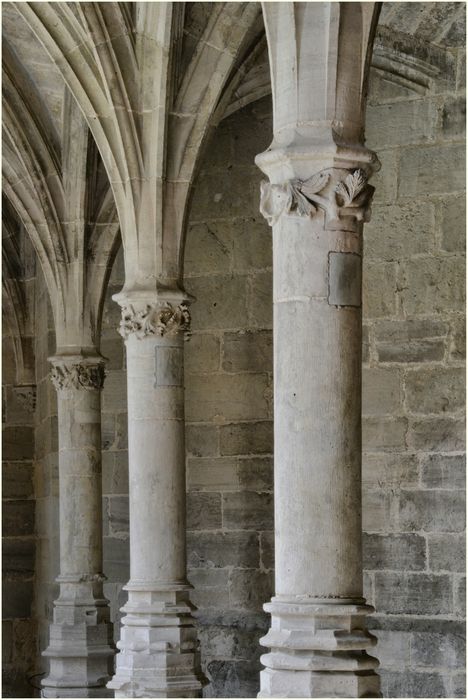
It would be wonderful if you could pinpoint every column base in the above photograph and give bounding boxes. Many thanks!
[258,597,381,698]
[41,579,115,699]
[108,584,204,698]
[42,685,113,698]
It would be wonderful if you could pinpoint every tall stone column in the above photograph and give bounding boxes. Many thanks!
[255,3,381,697]
[42,355,114,698]
[108,293,203,698]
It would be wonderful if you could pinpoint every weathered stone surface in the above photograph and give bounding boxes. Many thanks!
[103,536,130,582]
[102,451,129,495]
[398,490,465,532]
[398,144,465,197]
[371,629,411,670]
[363,262,398,317]
[187,531,260,569]
[205,659,261,698]
[2,501,35,537]
[223,492,273,530]
[411,627,465,669]
[427,533,466,572]
[362,453,419,490]
[364,201,435,261]
[363,533,426,571]
[186,373,270,422]
[375,572,452,615]
[184,222,232,277]
[185,275,248,330]
[107,496,129,536]
[2,538,35,575]
[102,370,127,411]
[219,421,273,456]
[2,620,13,664]
[407,417,465,451]
[259,531,274,571]
[362,490,397,533]
[405,367,465,414]
[187,457,239,491]
[449,316,466,361]
[187,492,222,530]
[101,338,124,370]
[378,338,446,363]
[368,99,438,147]
[238,457,273,491]
[380,670,449,698]
[2,581,34,618]
[420,454,466,489]
[185,333,221,374]
[362,367,401,415]
[188,569,231,609]
[363,416,408,450]
[232,221,272,272]
[228,570,274,611]
[222,330,272,373]
[400,257,465,315]
[440,95,466,138]
[371,149,398,204]
[2,426,34,461]
[2,463,34,499]
[439,195,466,252]
[247,272,272,328]
[186,423,219,457]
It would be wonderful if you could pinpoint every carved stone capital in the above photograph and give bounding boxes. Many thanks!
[49,359,105,392]
[118,301,191,341]
[259,168,375,232]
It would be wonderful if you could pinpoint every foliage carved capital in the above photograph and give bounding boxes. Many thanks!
[118,301,191,341]
[259,168,375,232]
[50,360,105,392]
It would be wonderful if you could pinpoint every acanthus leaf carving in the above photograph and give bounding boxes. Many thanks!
[118,302,191,341]
[334,169,367,206]
[259,168,374,232]
[50,362,105,392]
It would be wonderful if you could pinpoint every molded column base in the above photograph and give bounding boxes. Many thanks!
[41,579,115,698]
[258,597,381,698]
[108,585,204,698]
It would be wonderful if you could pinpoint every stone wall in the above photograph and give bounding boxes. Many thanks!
[362,27,466,698]
[100,246,130,642]
[2,242,38,697]
[184,98,274,697]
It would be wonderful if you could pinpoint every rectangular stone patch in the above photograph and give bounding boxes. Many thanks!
[328,252,361,307]
[154,346,183,387]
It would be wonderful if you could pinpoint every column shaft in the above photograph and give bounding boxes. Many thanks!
[273,216,362,598]
[108,298,203,698]
[42,356,114,698]
[256,165,381,698]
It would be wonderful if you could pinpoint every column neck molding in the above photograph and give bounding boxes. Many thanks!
[49,355,106,392]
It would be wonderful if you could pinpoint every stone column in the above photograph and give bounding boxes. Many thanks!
[255,3,381,696]
[108,293,203,698]
[41,355,114,698]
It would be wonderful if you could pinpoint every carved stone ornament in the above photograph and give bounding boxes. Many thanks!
[259,168,374,232]
[50,362,105,392]
[118,302,191,341]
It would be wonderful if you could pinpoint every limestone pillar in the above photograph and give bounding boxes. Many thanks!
[41,355,114,698]
[255,3,381,697]
[108,293,203,698]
